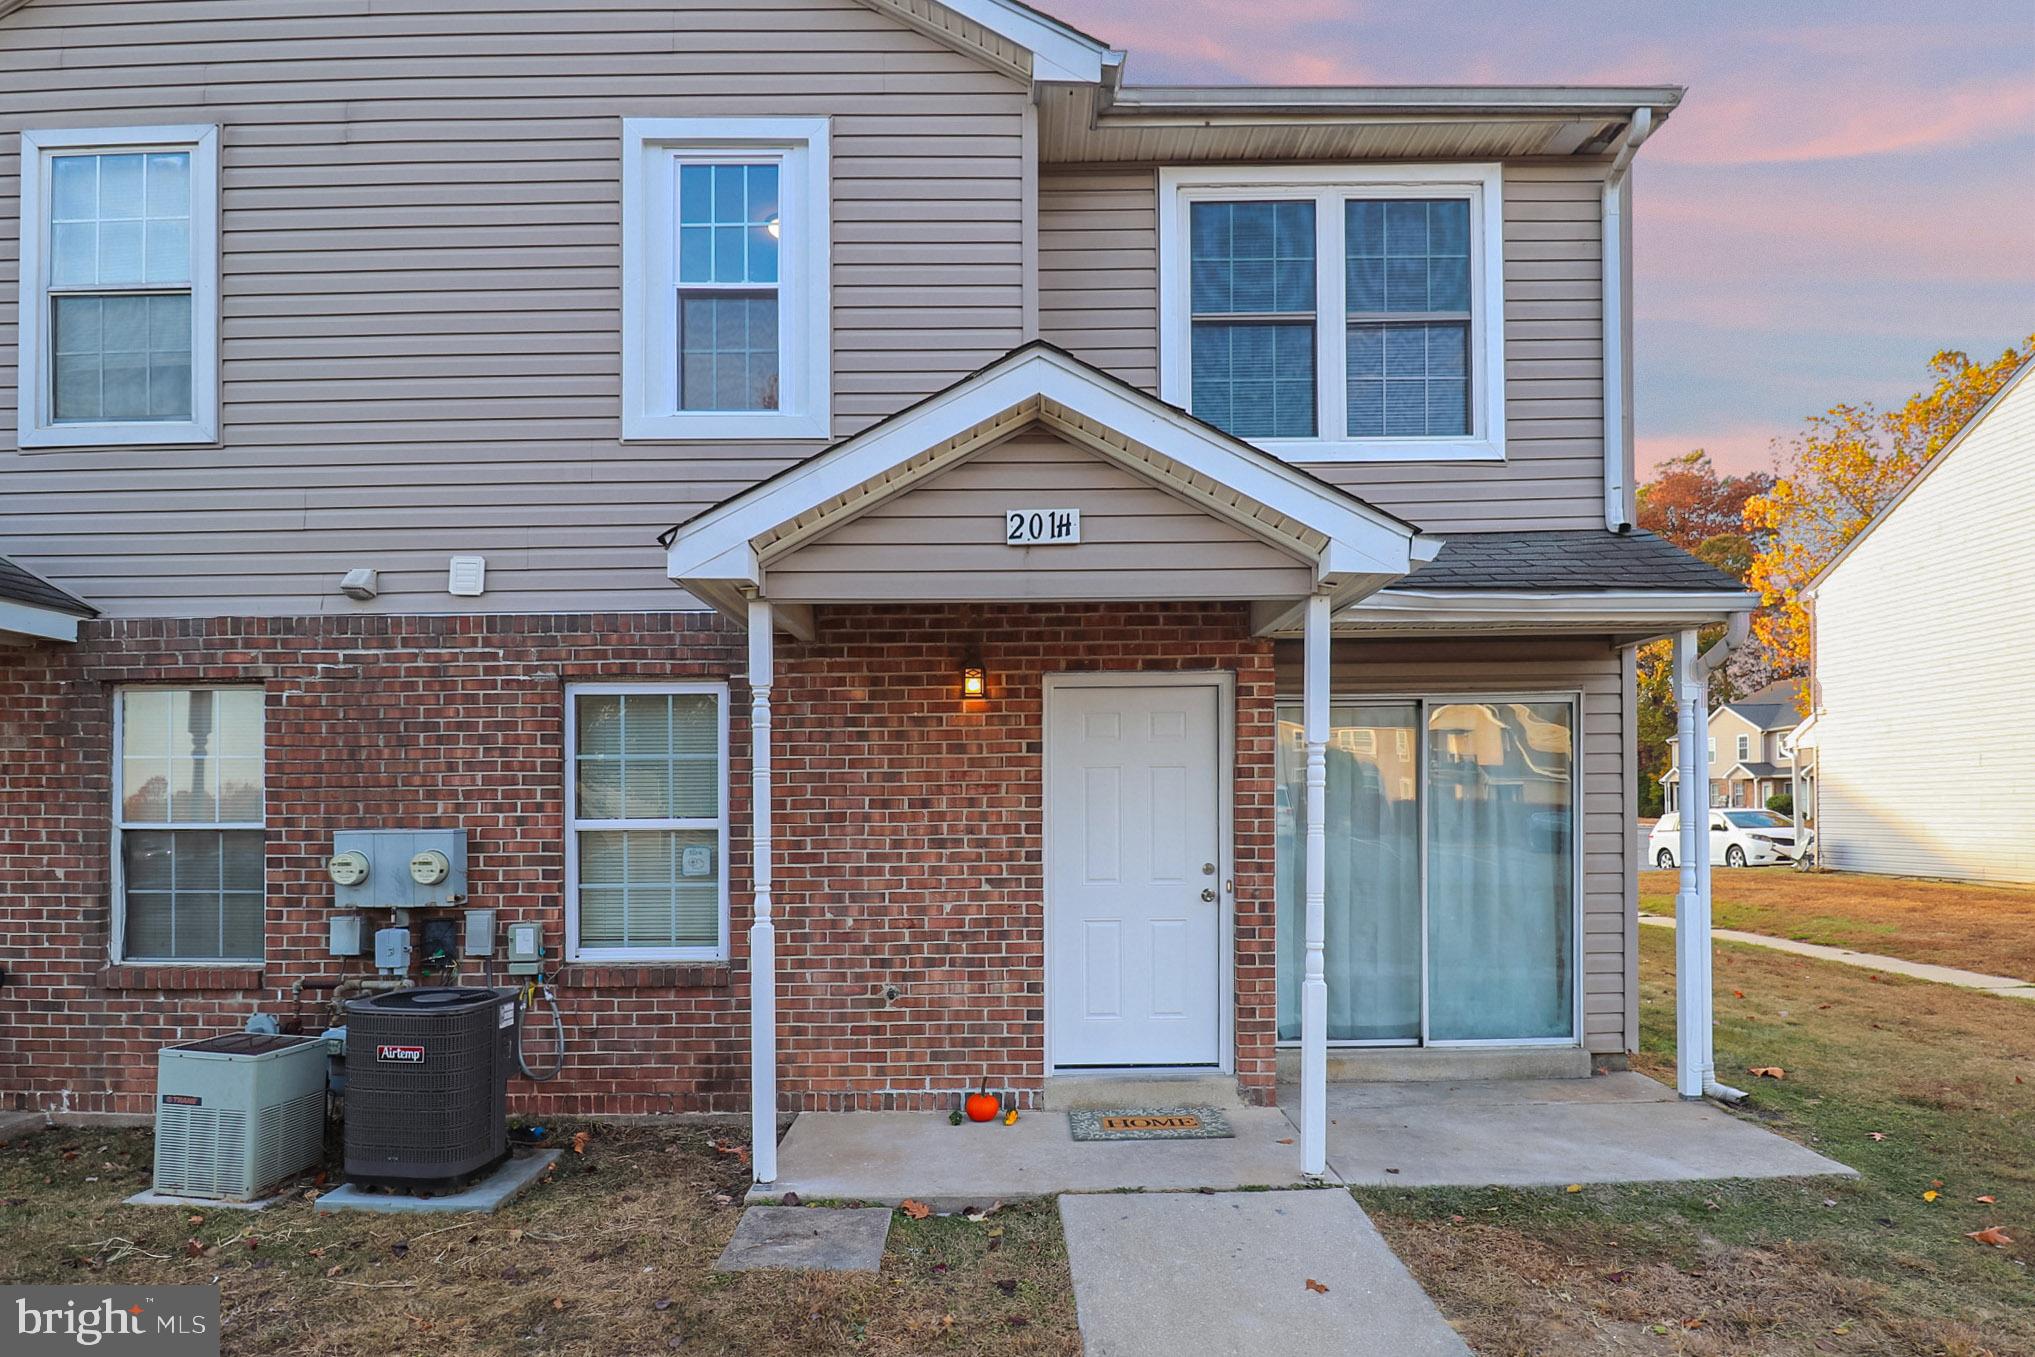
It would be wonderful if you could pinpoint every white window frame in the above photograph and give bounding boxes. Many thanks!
[564,680,731,962]
[17,125,220,449]
[1158,163,1505,464]
[1272,691,1582,1049]
[621,117,831,441]
[1737,733,1751,761]
[110,685,265,966]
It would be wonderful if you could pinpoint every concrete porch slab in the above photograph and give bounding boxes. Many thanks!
[753,1106,1322,1211]
[1296,1074,1854,1187]
[1060,1190,1470,1357]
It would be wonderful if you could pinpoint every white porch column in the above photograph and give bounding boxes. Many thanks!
[1671,628,1711,1099]
[748,598,778,1184]
[1299,592,1331,1177]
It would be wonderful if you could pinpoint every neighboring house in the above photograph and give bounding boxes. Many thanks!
[0,0,1752,1178]
[1790,359,2034,885]
[1661,680,1802,811]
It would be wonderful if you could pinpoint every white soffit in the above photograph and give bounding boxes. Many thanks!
[857,0,1114,86]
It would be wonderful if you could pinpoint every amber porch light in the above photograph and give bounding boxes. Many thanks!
[961,658,987,699]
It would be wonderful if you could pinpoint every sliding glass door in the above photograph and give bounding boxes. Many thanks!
[1274,696,1577,1046]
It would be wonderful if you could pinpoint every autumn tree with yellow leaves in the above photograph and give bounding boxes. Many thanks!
[1743,336,2034,673]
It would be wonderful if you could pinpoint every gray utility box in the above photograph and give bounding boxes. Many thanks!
[153,1033,328,1201]
[332,828,468,910]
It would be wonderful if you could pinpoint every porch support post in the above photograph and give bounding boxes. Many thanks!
[748,597,778,1184]
[1299,591,1331,1177]
[1671,628,1711,1100]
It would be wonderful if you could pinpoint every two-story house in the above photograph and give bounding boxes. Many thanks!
[0,0,1754,1180]
[1661,682,1803,812]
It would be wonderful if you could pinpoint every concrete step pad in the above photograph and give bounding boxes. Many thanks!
[1060,1189,1469,1357]
[1276,1044,1593,1082]
[1043,1072,1246,1111]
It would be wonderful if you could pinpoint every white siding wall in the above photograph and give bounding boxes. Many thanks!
[1812,371,2035,883]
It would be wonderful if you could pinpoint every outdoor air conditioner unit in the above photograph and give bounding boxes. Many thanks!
[153,1032,329,1201]
[343,986,514,1190]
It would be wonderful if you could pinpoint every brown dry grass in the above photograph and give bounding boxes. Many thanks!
[0,1120,1080,1357]
[1641,867,2035,981]
[1358,929,2035,1356]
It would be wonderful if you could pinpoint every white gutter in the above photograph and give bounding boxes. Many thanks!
[1601,108,1653,532]
[1674,610,1751,1105]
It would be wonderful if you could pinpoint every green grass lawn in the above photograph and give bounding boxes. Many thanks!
[1358,929,2034,1355]
[1640,867,2035,981]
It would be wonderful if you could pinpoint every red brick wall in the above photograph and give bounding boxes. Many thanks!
[0,605,1276,1117]
[772,603,1277,1110]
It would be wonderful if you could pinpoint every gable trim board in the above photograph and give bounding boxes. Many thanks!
[1804,356,2034,600]
[664,343,1439,626]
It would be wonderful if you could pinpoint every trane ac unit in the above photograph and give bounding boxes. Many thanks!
[153,1033,328,1201]
[343,987,514,1190]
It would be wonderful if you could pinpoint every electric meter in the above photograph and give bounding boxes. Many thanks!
[328,851,371,887]
[408,850,451,886]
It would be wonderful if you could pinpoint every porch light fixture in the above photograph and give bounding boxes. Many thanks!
[960,654,987,700]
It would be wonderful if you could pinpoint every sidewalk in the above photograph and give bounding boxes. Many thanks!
[1060,1190,1469,1357]
[1639,913,2035,1000]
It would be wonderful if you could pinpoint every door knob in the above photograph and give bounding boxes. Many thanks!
[1201,862,1216,875]
[1200,887,1217,902]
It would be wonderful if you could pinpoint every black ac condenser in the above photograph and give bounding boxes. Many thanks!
[343,987,515,1190]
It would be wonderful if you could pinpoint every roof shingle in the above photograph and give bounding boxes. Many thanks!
[0,555,98,618]
[1406,530,1746,593]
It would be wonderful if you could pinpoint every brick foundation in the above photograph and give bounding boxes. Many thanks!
[0,603,1275,1117]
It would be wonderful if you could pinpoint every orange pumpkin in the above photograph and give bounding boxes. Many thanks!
[964,1088,1000,1123]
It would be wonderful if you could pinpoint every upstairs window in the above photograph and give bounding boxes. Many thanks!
[622,119,831,440]
[18,126,219,448]
[1737,734,1751,761]
[1161,165,1504,463]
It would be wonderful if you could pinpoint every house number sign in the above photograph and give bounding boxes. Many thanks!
[1005,508,1081,546]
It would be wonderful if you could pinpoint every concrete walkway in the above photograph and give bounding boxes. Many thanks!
[1060,1190,1469,1357]
[1640,913,2035,1000]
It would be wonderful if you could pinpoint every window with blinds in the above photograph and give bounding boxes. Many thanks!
[566,685,728,959]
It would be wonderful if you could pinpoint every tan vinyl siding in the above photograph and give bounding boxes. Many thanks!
[1039,162,1609,533]
[0,0,1028,617]
[1273,637,1634,1054]
[1811,371,2035,884]
[765,428,1314,602]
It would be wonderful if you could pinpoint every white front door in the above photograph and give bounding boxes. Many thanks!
[1048,680,1223,1067]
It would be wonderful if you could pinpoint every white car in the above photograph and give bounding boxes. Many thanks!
[1649,809,1805,869]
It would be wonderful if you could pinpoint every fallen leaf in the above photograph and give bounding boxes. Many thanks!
[1276,1137,1294,1145]
[572,1131,591,1156]
[1732,990,1744,999]
[1966,1226,2014,1248]
[1922,1190,1939,1202]
[940,1313,955,1331]
[186,1214,203,1225]
[1976,1195,1997,1204]
[182,1238,204,1258]
[900,1199,932,1220]
[1747,1066,1785,1080]
[1565,1184,1584,1194]
[1304,1279,1329,1294]
[993,1279,1018,1297]
[1868,1132,1887,1142]
[551,1298,565,1311]
[325,1264,343,1278]
[781,1191,801,1207]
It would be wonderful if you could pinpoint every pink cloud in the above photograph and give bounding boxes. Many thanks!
[1653,75,2035,166]
[1638,426,1786,478]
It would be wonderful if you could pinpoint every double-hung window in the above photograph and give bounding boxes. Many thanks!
[565,684,729,960]
[1160,165,1504,462]
[114,688,265,963]
[1737,734,1751,761]
[621,118,831,440]
[18,126,219,447]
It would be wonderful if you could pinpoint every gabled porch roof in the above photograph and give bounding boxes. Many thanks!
[662,342,1441,636]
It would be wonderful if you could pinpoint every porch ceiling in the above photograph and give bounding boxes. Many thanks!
[662,343,1439,632]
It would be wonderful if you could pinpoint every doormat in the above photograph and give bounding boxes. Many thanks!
[1067,1107,1234,1141]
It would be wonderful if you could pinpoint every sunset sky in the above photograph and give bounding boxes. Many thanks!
[1072,1,2035,474]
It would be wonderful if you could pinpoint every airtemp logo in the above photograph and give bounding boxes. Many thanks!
[6,1287,217,1355]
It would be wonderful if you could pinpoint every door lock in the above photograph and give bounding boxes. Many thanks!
[1201,862,1216,875]
[1200,887,1217,902]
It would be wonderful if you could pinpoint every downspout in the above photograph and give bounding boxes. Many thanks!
[1601,108,1653,533]
[1675,611,1751,1104]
